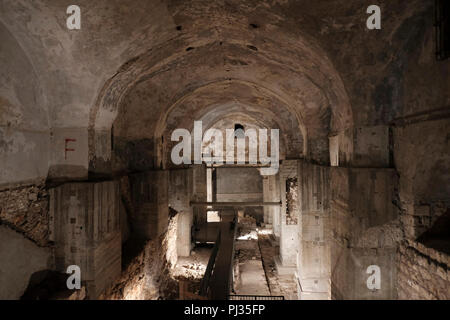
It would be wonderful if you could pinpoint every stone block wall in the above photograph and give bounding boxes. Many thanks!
[129,171,169,240]
[192,164,207,227]
[100,216,179,300]
[263,174,280,229]
[49,181,121,298]
[297,161,330,300]
[0,182,50,246]
[0,182,54,300]
[393,118,450,299]
[279,160,299,267]
[169,168,193,257]
[329,125,390,168]
[398,239,449,299]
[329,167,400,300]
[215,167,263,202]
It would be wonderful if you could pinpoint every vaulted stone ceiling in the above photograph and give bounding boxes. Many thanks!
[1,0,445,181]
[0,0,449,302]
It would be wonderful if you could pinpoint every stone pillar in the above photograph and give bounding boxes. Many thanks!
[262,173,280,229]
[263,176,270,225]
[297,161,331,300]
[275,160,299,275]
[272,173,281,238]
[192,164,207,226]
[329,167,399,300]
[49,181,121,299]
[129,170,169,240]
[169,168,193,257]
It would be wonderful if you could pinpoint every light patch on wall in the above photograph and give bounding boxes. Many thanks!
[0,129,35,154]
[207,211,220,222]
[0,96,22,127]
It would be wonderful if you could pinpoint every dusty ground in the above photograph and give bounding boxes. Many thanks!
[234,238,270,296]
[173,245,213,296]
[173,245,212,279]
[258,233,298,300]
[172,215,297,300]
[234,216,298,299]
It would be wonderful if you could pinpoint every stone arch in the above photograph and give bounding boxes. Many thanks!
[89,29,353,172]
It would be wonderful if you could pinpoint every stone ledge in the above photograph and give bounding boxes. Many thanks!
[274,256,296,275]
[404,239,450,267]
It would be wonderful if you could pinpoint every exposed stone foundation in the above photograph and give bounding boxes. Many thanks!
[0,183,50,247]
[100,215,179,300]
[397,239,449,300]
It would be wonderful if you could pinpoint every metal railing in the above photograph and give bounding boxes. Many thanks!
[197,211,238,300]
[198,230,221,297]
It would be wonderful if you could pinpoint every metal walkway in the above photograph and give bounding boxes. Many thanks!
[198,210,237,300]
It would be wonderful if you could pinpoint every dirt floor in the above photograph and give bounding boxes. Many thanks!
[258,233,298,299]
[234,237,270,295]
[173,216,298,300]
[173,244,213,296]
[234,216,298,299]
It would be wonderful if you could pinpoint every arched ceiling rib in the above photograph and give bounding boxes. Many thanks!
[201,112,290,160]
[1,0,356,166]
[94,26,352,135]
[158,83,305,158]
[108,27,352,162]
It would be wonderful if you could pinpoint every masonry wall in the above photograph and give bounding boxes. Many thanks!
[0,182,53,299]
[329,167,400,300]
[129,171,169,240]
[389,7,450,299]
[100,215,179,300]
[278,160,299,268]
[397,239,449,299]
[215,167,264,224]
[263,174,280,229]
[0,23,50,187]
[329,126,390,168]
[297,161,330,300]
[394,118,450,299]
[0,183,50,246]
[169,168,193,257]
[49,181,121,299]
[216,167,263,202]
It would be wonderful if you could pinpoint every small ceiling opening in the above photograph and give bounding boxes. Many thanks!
[234,123,245,139]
